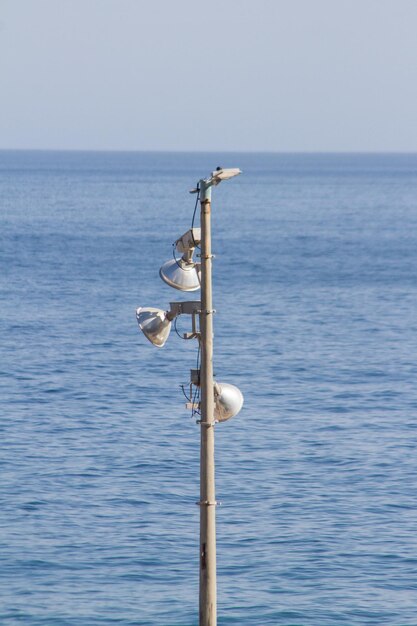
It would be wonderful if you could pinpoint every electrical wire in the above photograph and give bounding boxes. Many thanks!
[195,341,201,370]
[174,316,188,340]
[192,383,201,418]
[191,186,201,249]
[172,186,201,273]
[172,242,184,270]
[191,186,202,417]
[171,186,202,418]
[180,384,191,403]
[191,342,201,417]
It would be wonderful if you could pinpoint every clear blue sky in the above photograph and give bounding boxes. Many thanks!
[1,0,417,151]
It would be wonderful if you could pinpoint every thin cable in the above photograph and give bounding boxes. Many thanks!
[180,384,191,402]
[191,186,201,249]
[196,341,201,370]
[172,242,184,270]
[174,316,187,340]
[171,187,201,274]
[192,381,200,417]
[192,342,201,417]
[192,383,201,417]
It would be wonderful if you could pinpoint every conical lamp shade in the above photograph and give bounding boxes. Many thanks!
[159,258,200,292]
[136,307,171,347]
[214,382,244,422]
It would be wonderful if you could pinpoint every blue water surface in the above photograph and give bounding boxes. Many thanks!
[1,151,417,625]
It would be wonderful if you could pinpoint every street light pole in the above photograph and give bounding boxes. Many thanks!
[136,166,242,626]
[198,179,217,626]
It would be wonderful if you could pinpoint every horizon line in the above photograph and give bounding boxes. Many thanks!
[1,148,417,155]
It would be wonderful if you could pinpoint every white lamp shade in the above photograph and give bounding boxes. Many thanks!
[136,307,171,347]
[214,382,244,422]
[159,258,200,292]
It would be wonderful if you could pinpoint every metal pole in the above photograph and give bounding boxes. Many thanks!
[198,179,217,626]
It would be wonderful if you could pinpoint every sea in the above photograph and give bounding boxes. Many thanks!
[1,151,417,625]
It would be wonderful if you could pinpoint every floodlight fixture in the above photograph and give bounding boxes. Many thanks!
[135,307,173,348]
[159,258,200,291]
[187,376,244,423]
[160,228,201,292]
[213,382,244,422]
[136,300,201,347]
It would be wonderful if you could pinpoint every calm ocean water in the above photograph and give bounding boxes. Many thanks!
[1,151,417,625]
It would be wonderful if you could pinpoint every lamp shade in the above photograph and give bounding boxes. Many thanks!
[214,382,244,422]
[159,258,200,292]
[136,307,171,347]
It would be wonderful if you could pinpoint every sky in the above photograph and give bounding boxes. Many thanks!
[1,0,417,152]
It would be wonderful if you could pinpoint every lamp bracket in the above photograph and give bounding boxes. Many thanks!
[169,300,201,317]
